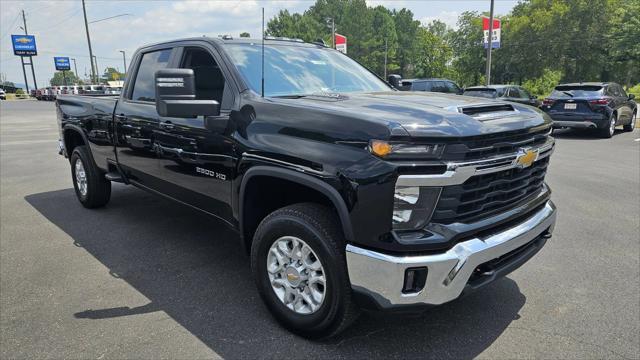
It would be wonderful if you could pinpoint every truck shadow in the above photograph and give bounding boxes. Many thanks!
[25,186,526,358]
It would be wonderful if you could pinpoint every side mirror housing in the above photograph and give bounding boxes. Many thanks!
[387,74,402,89]
[155,68,220,118]
[629,94,635,100]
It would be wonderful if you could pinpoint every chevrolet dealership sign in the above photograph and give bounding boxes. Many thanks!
[11,35,37,56]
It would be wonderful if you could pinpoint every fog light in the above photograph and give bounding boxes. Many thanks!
[402,267,428,294]
[392,186,441,231]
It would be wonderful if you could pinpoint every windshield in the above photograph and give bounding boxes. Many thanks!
[551,86,603,98]
[225,43,390,96]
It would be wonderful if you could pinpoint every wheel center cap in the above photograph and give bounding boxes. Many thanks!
[285,267,301,286]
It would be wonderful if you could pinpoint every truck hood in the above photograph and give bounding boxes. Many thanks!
[269,91,550,138]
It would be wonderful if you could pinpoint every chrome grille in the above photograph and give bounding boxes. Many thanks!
[432,156,550,224]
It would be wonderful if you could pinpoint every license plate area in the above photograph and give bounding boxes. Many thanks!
[564,103,577,110]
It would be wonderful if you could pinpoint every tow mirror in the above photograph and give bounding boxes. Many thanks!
[155,68,220,118]
[387,74,402,89]
[629,94,635,100]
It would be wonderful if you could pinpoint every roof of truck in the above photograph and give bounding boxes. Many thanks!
[140,36,328,50]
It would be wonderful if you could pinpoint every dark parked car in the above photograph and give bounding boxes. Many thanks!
[388,76,463,94]
[541,82,637,138]
[56,37,557,339]
[464,85,541,107]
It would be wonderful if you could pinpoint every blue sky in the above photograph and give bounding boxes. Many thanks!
[0,0,518,86]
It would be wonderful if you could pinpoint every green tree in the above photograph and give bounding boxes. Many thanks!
[521,68,563,98]
[101,67,125,82]
[50,71,81,86]
[607,0,640,86]
[412,27,453,79]
[449,11,485,86]
[391,8,420,77]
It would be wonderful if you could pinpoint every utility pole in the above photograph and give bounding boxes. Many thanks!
[119,50,127,74]
[384,38,388,79]
[82,0,96,84]
[326,17,335,49]
[71,58,78,79]
[93,56,100,84]
[485,0,495,86]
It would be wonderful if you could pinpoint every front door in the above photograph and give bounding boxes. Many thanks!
[153,45,237,223]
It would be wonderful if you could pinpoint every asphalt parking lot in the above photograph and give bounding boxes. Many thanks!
[1,100,638,359]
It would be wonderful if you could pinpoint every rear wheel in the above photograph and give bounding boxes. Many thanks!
[623,112,636,132]
[598,112,617,138]
[251,203,359,339]
[70,146,111,208]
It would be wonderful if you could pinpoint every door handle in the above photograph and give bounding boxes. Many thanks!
[160,121,174,130]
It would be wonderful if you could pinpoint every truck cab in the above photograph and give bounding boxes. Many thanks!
[56,36,557,339]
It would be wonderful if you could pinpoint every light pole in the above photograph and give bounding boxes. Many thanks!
[119,50,127,74]
[70,58,78,79]
[485,0,495,86]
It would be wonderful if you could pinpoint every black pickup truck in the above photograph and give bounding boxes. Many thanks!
[56,37,557,339]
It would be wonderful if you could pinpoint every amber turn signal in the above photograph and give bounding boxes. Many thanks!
[369,140,393,157]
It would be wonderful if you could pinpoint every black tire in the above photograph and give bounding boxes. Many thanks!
[70,145,111,208]
[597,112,617,138]
[623,112,636,132]
[251,203,359,339]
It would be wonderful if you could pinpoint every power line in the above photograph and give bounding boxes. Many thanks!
[0,13,21,40]
[28,8,83,32]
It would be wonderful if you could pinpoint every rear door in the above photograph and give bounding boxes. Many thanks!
[114,47,176,189]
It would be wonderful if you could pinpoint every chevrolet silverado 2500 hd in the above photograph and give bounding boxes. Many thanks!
[56,37,557,339]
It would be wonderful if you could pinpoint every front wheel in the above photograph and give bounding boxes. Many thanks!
[70,146,111,208]
[623,112,637,132]
[251,203,359,339]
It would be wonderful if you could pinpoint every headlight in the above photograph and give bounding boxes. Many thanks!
[369,140,444,159]
[393,185,441,231]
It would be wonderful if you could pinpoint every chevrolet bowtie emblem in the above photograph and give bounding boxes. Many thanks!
[287,273,299,282]
[15,37,32,44]
[515,148,539,168]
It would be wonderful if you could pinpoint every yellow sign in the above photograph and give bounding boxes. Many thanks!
[15,37,32,44]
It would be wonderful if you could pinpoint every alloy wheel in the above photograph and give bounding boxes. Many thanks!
[267,236,326,315]
[74,159,88,196]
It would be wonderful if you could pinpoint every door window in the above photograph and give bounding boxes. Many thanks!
[444,82,461,94]
[506,87,519,98]
[180,47,233,110]
[412,82,427,91]
[130,49,172,102]
[517,87,531,99]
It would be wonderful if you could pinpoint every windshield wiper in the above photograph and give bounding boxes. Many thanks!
[272,92,344,99]
[272,94,309,99]
[562,91,574,97]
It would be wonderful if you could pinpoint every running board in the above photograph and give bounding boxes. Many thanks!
[105,172,125,183]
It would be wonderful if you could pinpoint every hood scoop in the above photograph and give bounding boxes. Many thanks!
[452,103,518,121]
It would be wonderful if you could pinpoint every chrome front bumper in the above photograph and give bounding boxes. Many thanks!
[346,201,557,308]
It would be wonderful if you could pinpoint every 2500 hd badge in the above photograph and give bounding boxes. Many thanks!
[56,36,557,339]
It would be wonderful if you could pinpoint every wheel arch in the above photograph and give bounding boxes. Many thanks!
[239,166,354,253]
[62,125,91,161]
